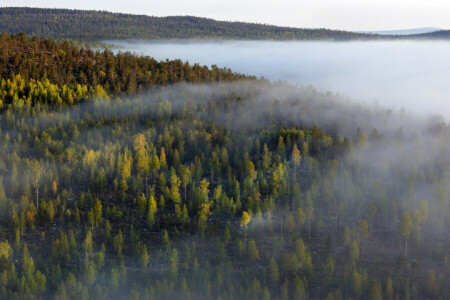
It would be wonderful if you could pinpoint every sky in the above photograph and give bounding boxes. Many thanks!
[2,0,449,31]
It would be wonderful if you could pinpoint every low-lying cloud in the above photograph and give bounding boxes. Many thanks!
[107,39,450,119]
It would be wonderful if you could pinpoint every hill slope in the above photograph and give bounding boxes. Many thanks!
[361,27,442,35]
[0,7,383,40]
[410,29,450,39]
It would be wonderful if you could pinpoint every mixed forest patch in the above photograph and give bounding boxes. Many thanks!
[0,33,448,299]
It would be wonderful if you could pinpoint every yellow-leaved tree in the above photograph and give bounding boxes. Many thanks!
[240,211,251,252]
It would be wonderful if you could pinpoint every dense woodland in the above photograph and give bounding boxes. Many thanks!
[0,32,251,108]
[0,7,389,41]
[0,33,448,299]
[409,30,450,39]
[2,7,449,42]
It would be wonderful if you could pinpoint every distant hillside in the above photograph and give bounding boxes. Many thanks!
[410,30,450,39]
[362,27,442,35]
[0,7,384,41]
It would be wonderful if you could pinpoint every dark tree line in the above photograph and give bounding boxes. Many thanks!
[0,7,392,41]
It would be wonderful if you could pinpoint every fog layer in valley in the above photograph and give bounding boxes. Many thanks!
[1,80,449,298]
[108,40,450,118]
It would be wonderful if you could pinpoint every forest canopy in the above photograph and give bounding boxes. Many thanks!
[0,33,448,300]
[0,7,393,41]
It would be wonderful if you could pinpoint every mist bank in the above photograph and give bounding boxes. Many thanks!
[108,40,450,118]
[2,81,445,141]
[0,80,449,298]
[3,81,450,207]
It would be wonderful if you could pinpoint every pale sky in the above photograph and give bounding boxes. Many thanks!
[2,0,449,31]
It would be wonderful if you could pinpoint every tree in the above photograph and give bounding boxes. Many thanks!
[262,143,272,173]
[262,287,270,300]
[150,154,160,188]
[351,269,362,296]
[412,200,428,243]
[271,172,280,198]
[349,240,360,267]
[83,261,97,288]
[268,257,279,284]
[0,240,12,262]
[147,194,157,227]
[287,213,295,233]
[276,136,286,160]
[162,230,170,250]
[291,143,301,174]
[83,230,94,257]
[136,193,147,215]
[137,243,149,268]
[293,276,307,300]
[213,185,222,203]
[368,279,383,300]
[281,253,299,275]
[21,244,35,278]
[427,271,438,298]
[359,219,369,257]
[248,239,259,261]
[168,248,179,280]
[181,204,189,228]
[224,226,231,246]
[95,249,105,270]
[180,165,191,200]
[113,230,124,256]
[120,151,133,197]
[199,179,210,203]
[52,180,58,197]
[400,212,413,256]
[245,160,257,195]
[324,256,335,278]
[169,173,181,204]
[385,278,394,300]
[296,207,305,235]
[160,147,167,169]
[198,203,211,236]
[133,134,150,196]
[31,160,43,209]
[240,211,251,252]
[93,198,102,226]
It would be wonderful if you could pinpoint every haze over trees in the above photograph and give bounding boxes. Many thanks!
[0,33,448,299]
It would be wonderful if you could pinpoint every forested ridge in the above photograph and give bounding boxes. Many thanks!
[0,32,251,109]
[0,33,448,300]
[0,7,388,41]
[2,7,448,42]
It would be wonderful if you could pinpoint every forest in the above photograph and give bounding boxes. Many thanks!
[2,7,449,42]
[0,33,448,299]
[0,7,388,41]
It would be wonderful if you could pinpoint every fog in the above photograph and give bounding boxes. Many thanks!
[107,40,450,119]
[1,79,449,297]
